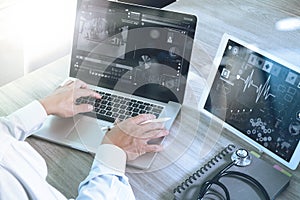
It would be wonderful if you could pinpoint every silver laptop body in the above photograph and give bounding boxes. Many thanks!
[33,0,197,169]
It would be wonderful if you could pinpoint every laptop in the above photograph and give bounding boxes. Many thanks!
[199,33,300,170]
[33,0,197,169]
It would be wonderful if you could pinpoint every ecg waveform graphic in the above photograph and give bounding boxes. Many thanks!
[238,69,276,103]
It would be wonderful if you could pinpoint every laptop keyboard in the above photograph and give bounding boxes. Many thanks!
[75,91,164,123]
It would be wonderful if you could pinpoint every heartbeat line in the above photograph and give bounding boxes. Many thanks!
[238,69,276,103]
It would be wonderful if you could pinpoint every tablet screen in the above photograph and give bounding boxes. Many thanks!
[204,38,300,164]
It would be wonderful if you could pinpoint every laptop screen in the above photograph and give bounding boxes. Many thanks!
[203,34,300,169]
[70,0,197,104]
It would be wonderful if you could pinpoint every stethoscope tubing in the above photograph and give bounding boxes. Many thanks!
[197,152,271,200]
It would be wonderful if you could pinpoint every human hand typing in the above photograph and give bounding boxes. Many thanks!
[102,114,169,161]
[39,79,101,118]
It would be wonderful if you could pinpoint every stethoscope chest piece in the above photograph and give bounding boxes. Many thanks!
[231,148,252,167]
[197,147,270,200]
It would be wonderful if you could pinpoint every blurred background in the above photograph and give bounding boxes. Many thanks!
[0,0,76,86]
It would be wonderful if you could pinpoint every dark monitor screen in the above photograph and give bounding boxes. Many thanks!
[70,0,197,104]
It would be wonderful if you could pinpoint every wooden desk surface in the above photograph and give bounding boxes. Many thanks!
[0,0,299,199]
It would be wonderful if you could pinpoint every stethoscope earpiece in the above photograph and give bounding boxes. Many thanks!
[231,148,252,167]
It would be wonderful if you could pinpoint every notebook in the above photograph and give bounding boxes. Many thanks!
[173,144,291,200]
[199,33,300,170]
[33,0,197,169]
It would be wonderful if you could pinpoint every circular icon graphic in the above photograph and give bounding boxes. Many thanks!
[296,111,300,121]
[231,46,239,55]
[139,55,152,69]
[149,29,160,39]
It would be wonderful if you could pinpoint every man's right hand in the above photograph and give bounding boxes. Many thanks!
[102,114,169,161]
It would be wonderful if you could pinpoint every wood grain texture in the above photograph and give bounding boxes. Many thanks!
[0,0,299,199]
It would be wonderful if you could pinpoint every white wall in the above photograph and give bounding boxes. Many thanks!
[0,0,76,86]
[0,1,24,86]
[24,0,76,73]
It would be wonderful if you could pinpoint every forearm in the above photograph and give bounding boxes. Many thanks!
[77,144,135,200]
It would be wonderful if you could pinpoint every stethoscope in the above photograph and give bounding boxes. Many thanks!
[197,148,271,200]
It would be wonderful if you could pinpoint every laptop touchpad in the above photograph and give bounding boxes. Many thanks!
[65,116,108,152]
[34,115,79,138]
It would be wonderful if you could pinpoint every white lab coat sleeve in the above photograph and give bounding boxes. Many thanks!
[0,100,47,140]
[77,144,135,200]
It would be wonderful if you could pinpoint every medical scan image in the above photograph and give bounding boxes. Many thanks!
[205,40,300,162]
